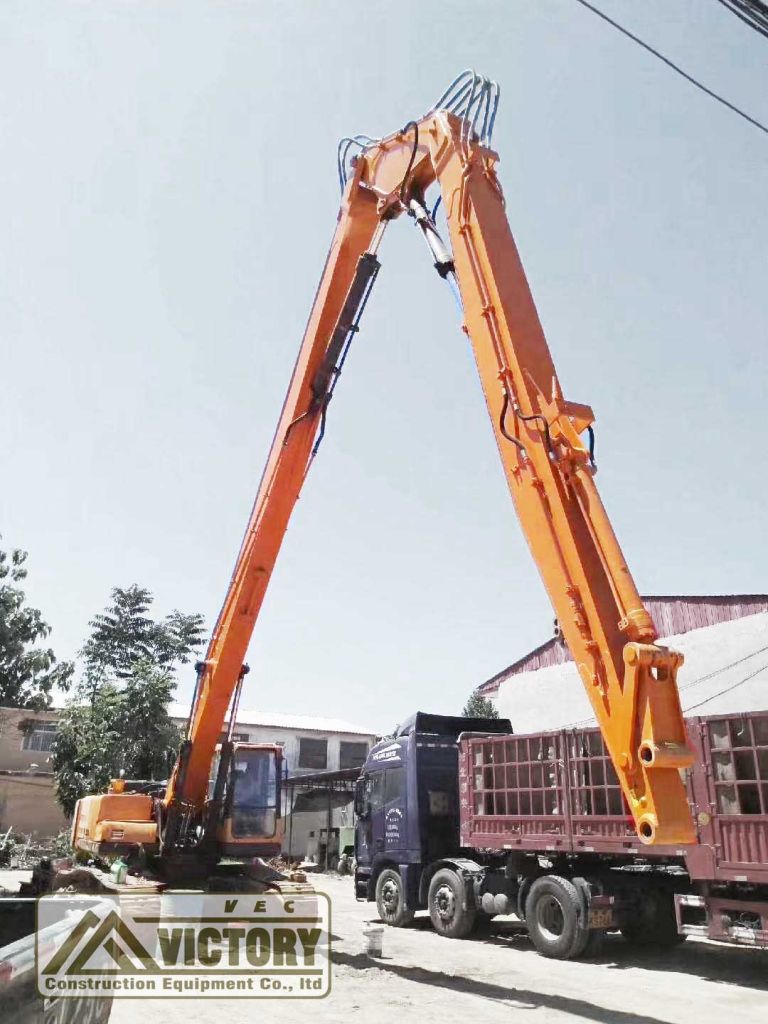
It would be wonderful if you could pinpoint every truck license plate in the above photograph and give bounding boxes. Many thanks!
[589,908,614,929]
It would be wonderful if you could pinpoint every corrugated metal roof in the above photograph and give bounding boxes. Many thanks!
[478,594,768,696]
[644,595,768,636]
[167,702,379,737]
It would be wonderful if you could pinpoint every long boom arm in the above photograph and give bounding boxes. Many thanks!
[168,82,696,847]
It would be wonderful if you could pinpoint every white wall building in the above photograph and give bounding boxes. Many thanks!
[168,703,379,777]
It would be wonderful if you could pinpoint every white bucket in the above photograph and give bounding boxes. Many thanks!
[362,923,384,957]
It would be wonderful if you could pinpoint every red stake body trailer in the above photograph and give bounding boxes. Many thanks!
[460,710,768,950]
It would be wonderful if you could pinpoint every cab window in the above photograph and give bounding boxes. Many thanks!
[366,772,385,813]
[231,749,279,838]
[366,767,405,812]
[384,767,405,805]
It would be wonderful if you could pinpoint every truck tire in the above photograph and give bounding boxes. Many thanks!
[570,876,604,959]
[525,875,589,959]
[375,868,415,928]
[621,889,686,948]
[428,868,477,939]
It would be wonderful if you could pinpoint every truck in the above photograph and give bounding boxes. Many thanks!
[354,710,768,959]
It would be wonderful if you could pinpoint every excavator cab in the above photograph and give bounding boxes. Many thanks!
[210,742,284,858]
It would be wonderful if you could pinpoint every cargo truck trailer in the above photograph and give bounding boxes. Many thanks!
[354,711,768,958]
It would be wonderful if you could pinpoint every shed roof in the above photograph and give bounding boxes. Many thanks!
[493,610,768,734]
[168,702,378,738]
[478,594,768,696]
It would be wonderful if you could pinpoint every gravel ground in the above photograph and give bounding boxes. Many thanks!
[103,873,767,1024]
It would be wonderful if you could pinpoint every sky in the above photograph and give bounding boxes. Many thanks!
[1,1,766,734]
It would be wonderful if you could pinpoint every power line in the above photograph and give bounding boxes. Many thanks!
[684,661,768,712]
[573,0,768,136]
[715,0,768,41]
[561,642,768,729]
[677,643,768,692]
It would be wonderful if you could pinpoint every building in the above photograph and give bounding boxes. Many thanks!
[0,701,379,845]
[168,704,378,777]
[0,706,69,839]
[476,594,768,734]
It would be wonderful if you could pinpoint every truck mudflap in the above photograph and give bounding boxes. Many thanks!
[354,866,371,901]
[675,893,768,946]
[397,864,422,911]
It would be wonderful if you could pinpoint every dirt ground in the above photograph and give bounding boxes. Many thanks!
[103,873,766,1024]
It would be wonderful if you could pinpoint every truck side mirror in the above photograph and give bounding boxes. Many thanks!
[354,777,368,818]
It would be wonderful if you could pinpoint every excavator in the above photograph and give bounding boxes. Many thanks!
[69,70,697,887]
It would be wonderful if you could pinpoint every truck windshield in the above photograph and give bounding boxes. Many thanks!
[230,749,279,838]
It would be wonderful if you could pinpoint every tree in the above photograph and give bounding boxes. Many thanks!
[461,691,499,719]
[0,539,73,709]
[53,663,182,816]
[53,585,205,815]
[53,682,126,816]
[81,585,205,680]
[122,662,182,781]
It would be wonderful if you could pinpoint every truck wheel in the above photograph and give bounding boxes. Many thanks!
[621,890,686,947]
[525,875,588,959]
[428,868,476,939]
[375,868,414,928]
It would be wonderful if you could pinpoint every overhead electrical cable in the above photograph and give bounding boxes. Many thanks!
[715,0,768,41]
[684,662,768,712]
[573,0,768,136]
[561,642,768,729]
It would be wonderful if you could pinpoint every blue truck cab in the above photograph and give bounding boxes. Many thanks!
[354,712,512,930]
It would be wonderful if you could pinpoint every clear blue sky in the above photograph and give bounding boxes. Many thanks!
[1,1,765,732]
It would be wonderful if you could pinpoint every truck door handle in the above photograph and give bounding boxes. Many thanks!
[375,839,384,851]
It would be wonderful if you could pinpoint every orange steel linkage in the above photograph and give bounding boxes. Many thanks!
[167,107,695,847]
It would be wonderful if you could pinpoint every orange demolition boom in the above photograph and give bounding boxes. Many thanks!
[72,72,696,879]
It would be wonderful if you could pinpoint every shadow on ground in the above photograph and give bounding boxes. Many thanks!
[366,913,768,994]
[480,921,768,991]
[331,947,674,1024]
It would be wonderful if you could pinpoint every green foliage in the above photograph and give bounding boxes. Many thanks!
[53,683,126,816]
[53,585,203,816]
[0,539,73,709]
[461,691,500,719]
[123,661,183,781]
[53,666,183,816]
[50,828,74,859]
[81,585,205,680]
